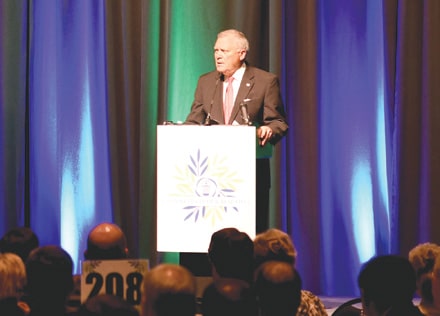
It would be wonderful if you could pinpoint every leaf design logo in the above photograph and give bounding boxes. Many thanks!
[173,149,243,224]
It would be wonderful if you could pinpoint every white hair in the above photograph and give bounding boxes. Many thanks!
[217,29,249,52]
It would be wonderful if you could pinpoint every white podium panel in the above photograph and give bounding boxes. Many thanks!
[157,125,256,253]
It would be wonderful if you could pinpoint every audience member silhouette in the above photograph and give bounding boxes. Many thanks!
[76,294,139,316]
[254,260,302,316]
[141,263,196,316]
[0,252,29,316]
[201,227,257,316]
[24,245,75,316]
[84,222,129,260]
[67,222,131,312]
[0,226,39,263]
[207,227,255,284]
[408,242,440,315]
[253,228,326,315]
[358,254,423,316]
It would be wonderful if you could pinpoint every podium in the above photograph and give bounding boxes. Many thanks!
[156,125,256,254]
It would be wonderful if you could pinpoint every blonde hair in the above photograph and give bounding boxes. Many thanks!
[408,242,440,303]
[408,242,440,277]
[0,252,26,299]
[254,228,297,267]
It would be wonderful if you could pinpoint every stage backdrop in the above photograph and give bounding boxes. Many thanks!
[1,0,439,297]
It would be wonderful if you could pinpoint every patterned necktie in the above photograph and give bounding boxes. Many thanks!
[223,76,234,124]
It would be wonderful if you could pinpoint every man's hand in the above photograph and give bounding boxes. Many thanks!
[257,126,273,147]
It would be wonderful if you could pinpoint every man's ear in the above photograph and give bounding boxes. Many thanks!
[239,50,247,62]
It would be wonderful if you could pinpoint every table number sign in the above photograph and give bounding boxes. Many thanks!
[81,259,149,307]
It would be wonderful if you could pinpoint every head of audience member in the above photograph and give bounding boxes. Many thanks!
[77,294,139,316]
[0,252,26,300]
[254,260,302,316]
[358,255,421,316]
[253,228,327,316]
[0,226,39,263]
[202,277,257,316]
[408,242,440,305]
[0,252,29,316]
[141,263,196,316]
[84,222,128,260]
[207,227,254,284]
[25,245,74,315]
[253,228,297,268]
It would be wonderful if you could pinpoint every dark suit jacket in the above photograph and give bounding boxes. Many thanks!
[185,66,288,144]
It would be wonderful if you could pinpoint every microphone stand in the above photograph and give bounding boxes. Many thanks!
[240,101,252,126]
[204,76,221,126]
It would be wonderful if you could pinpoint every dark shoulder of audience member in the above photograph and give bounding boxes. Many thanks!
[84,222,129,260]
[0,226,39,262]
[24,245,74,316]
[202,278,258,316]
[358,254,424,316]
[76,294,139,316]
[255,260,302,316]
[208,227,255,284]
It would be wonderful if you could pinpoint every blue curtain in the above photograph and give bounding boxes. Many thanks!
[318,0,390,294]
[28,0,113,266]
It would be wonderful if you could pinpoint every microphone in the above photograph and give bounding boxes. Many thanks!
[204,114,212,126]
[240,100,252,126]
[204,75,221,125]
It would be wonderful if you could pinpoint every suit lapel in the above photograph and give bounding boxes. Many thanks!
[228,67,255,124]
[210,75,225,124]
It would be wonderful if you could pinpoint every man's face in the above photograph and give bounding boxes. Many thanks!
[214,35,246,78]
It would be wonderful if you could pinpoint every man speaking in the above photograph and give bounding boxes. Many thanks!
[185,29,288,233]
